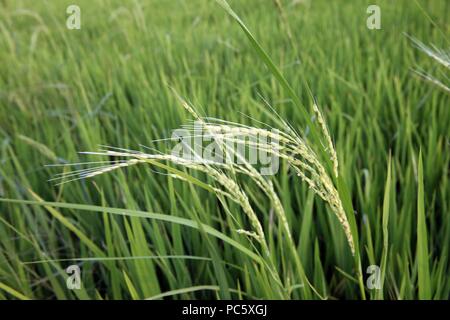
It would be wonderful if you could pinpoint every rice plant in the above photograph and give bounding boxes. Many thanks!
[0,0,448,300]
[51,94,357,298]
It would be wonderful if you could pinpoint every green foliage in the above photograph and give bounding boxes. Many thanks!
[0,0,448,299]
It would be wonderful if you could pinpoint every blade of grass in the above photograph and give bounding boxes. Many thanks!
[123,270,140,300]
[337,175,366,299]
[0,198,263,264]
[28,190,105,258]
[417,150,431,299]
[375,155,391,299]
[146,285,220,300]
[215,0,323,148]
[0,281,31,300]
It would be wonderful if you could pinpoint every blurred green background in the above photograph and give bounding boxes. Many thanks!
[0,0,448,299]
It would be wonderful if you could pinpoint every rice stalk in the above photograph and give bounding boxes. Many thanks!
[179,113,354,254]
[52,102,355,256]
[407,35,450,93]
[312,103,339,178]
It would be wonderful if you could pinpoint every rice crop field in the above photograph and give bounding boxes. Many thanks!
[0,0,449,300]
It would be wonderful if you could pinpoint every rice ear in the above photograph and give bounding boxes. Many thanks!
[312,103,339,178]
